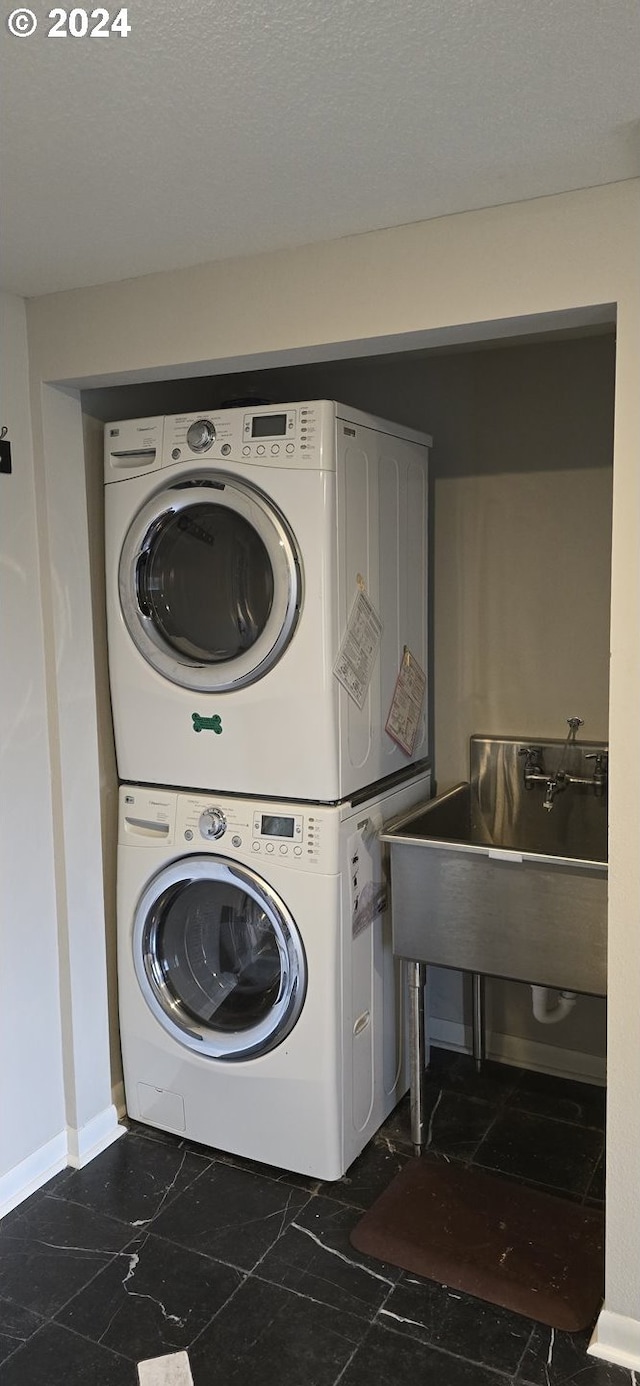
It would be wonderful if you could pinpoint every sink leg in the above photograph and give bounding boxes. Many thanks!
[472,972,485,1072]
[408,961,428,1156]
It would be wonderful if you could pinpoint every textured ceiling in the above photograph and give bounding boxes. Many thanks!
[1,0,639,298]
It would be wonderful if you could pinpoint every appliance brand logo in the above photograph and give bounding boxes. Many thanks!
[192,713,223,735]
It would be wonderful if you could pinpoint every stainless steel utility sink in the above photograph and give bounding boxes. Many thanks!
[381,735,608,997]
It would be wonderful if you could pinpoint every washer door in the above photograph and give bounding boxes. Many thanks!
[119,473,302,692]
[133,855,306,1060]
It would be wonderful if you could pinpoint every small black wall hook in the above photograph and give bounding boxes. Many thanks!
[0,426,12,474]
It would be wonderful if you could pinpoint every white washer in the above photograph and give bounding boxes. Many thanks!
[105,401,430,801]
[117,769,430,1180]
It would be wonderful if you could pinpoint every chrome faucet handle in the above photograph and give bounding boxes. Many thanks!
[567,717,584,733]
[584,751,608,797]
[518,745,545,790]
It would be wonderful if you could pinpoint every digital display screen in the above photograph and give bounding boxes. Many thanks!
[252,414,287,438]
[261,814,295,838]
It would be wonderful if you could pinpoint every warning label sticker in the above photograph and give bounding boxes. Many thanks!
[334,585,383,710]
[385,648,426,755]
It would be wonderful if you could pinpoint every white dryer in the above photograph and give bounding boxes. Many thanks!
[104,401,430,801]
[117,769,430,1180]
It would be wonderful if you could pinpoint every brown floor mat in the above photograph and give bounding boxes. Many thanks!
[350,1157,604,1331]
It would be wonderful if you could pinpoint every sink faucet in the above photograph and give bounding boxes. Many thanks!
[519,720,607,812]
[527,717,583,812]
[542,769,568,811]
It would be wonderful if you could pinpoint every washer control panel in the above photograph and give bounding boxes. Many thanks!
[170,793,328,869]
[251,809,304,858]
[120,788,341,871]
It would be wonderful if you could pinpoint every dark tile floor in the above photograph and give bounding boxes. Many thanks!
[0,1048,629,1385]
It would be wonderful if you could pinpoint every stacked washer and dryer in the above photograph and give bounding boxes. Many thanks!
[105,399,431,1179]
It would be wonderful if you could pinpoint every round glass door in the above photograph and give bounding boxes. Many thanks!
[119,473,302,691]
[132,855,306,1059]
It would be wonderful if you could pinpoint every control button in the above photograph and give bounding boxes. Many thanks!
[266,842,274,853]
[199,806,227,840]
[242,446,251,456]
[221,443,231,456]
[184,829,194,841]
[294,846,303,856]
[279,844,288,855]
[256,445,265,456]
[270,444,280,455]
[286,443,295,454]
[186,419,215,453]
[252,841,260,851]
[232,834,242,847]
[171,447,181,460]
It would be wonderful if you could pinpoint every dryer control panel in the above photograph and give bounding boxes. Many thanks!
[161,401,334,471]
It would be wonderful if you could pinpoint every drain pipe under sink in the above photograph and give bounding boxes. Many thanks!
[531,985,578,1024]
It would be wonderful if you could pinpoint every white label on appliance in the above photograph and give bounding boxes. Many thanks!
[349,822,386,937]
[334,584,383,709]
[385,648,427,756]
[352,881,387,937]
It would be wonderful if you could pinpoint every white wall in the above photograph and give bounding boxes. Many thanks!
[82,412,122,1098]
[28,383,123,1169]
[0,292,66,1212]
[427,336,614,778]
[22,179,640,1363]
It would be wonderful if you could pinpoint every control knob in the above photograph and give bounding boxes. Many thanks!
[187,419,216,453]
[199,807,227,840]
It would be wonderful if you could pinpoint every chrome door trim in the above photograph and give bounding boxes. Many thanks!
[119,471,303,692]
[132,854,307,1060]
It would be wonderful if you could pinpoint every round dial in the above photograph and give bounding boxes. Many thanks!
[186,419,216,453]
[199,807,227,840]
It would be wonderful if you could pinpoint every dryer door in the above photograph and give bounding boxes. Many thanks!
[119,473,302,691]
[132,855,306,1060]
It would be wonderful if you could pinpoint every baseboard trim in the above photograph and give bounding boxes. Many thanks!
[428,1017,468,1054]
[67,1103,127,1169]
[0,1132,68,1219]
[1,1106,128,1218]
[487,1029,606,1085]
[588,1307,640,1370]
[428,1018,606,1085]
